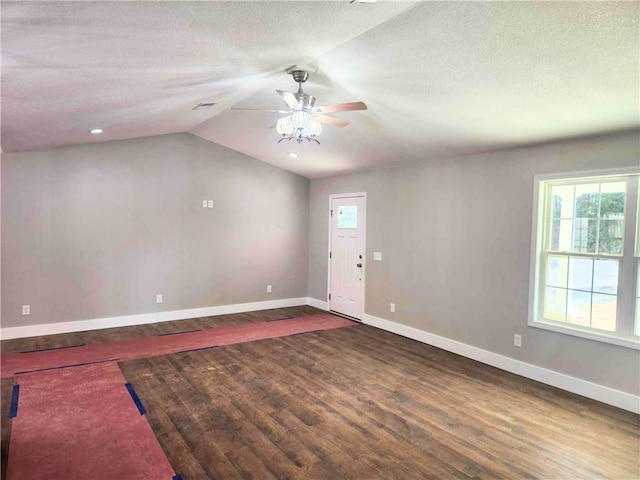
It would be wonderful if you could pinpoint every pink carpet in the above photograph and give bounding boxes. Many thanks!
[1,313,356,378]
[6,362,177,480]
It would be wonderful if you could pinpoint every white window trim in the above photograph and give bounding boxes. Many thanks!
[528,167,640,350]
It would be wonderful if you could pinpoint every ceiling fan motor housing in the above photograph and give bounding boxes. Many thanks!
[290,70,316,111]
[291,70,309,83]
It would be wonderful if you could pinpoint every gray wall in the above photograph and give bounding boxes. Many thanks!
[2,133,309,328]
[308,131,640,395]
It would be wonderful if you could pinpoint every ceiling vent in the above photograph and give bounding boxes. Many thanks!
[193,102,216,110]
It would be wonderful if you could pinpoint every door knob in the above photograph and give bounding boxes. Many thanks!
[357,263,363,267]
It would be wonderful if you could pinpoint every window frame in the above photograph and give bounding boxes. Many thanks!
[528,167,640,350]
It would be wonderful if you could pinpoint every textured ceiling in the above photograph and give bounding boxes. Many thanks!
[2,1,638,178]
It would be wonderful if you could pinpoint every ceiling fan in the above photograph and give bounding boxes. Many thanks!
[229,70,367,144]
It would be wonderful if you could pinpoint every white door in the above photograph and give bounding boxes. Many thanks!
[329,195,366,319]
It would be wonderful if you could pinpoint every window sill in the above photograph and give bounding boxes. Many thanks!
[529,319,640,350]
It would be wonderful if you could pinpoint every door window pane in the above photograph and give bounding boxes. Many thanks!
[337,206,357,229]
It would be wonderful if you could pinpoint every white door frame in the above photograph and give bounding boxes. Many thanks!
[327,192,367,320]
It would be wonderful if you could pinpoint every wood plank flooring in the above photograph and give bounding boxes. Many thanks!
[0,306,315,354]
[2,306,639,479]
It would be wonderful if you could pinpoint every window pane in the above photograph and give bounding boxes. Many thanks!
[591,293,617,331]
[598,219,624,254]
[552,194,562,219]
[551,185,575,218]
[337,205,357,229]
[550,219,560,250]
[544,287,567,321]
[574,184,600,218]
[593,259,618,295]
[568,257,593,291]
[567,290,591,326]
[548,185,574,251]
[574,184,600,254]
[599,181,625,255]
[636,296,640,336]
[600,181,625,210]
[546,255,568,288]
[636,261,640,336]
[549,219,573,252]
[636,189,640,258]
[573,218,597,253]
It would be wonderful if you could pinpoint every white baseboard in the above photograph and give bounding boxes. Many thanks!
[0,297,308,340]
[363,313,640,414]
[306,297,329,311]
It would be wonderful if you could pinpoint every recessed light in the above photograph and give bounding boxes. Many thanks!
[288,152,298,158]
[90,129,103,134]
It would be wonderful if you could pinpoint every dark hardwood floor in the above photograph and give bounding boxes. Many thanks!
[0,306,317,354]
[2,306,639,479]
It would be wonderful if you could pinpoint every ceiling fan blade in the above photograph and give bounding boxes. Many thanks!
[316,115,350,128]
[315,102,367,114]
[277,90,301,110]
[229,108,289,113]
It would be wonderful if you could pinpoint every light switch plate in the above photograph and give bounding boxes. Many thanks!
[373,252,382,261]
[202,200,208,208]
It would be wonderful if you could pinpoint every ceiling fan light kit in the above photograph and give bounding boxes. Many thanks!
[230,69,367,145]
[276,111,322,144]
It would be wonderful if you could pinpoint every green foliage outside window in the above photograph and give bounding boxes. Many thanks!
[574,192,624,254]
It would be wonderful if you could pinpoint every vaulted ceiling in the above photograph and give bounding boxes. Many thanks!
[2,1,638,178]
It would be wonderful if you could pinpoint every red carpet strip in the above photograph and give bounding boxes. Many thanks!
[6,362,177,480]
[1,313,356,378]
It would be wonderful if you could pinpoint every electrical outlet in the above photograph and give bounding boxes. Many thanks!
[390,303,395,313]
[267,285,272,293]
[202,200,208,208]
[156,294,163,304]
[373,252,382,261]
[22,305,30,316]
[514,334,522,347]
[207,200,214,208]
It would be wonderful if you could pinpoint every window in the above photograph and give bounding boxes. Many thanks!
[337,205,358,229]
[529,169,639,349]
[636,189,640,336]
[636,266,640,336]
